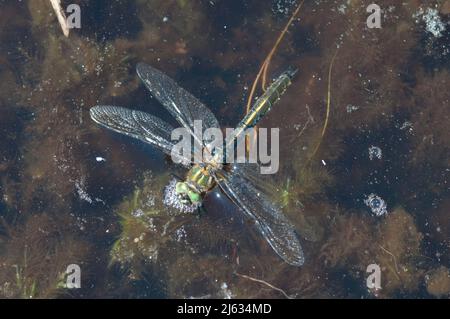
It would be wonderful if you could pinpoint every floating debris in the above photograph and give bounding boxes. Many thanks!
[75,178,105,204]
[414,8,446,38]
[95,156,106,162]
[399,121,413,134]
[175,226,187,242]
[219,282,234,299]
[337,4,347,15]
[368,146,382,160]
[364,193,388,216]
[75,179,93,203]
[49,0,70,37]
[346,104,360,113]
[131,209,144,218]
[272,0,297,15]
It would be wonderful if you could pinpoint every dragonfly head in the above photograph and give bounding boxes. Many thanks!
[175,182,201,205]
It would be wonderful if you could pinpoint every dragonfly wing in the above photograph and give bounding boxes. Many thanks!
[228,163,278,193]
[136,63,220,139]
[214,165,305,266]
[90,105,191,166]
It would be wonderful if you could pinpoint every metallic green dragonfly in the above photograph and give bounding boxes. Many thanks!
[90,63,304,266]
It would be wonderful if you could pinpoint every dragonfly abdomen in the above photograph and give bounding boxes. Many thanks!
[240,67,297,129]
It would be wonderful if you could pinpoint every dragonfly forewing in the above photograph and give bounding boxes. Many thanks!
[90,105,192,166]
[136,63,220,147]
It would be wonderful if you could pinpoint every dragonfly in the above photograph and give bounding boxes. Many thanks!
[90,63,304,266]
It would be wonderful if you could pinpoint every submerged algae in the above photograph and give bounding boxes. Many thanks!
[0,213,92,298]
[426,266,450,298]
[319,207,431,297]
[108,171,233,297]
[110,172,183,269]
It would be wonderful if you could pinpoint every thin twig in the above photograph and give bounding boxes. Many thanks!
[285,104,314,140]
[244,1,305,153]
[245,0,305,115]
[305,48,339,165]
[261,0,305,90]
[379,244,401,279]
[49,0,70,37]
[234,272,293,299]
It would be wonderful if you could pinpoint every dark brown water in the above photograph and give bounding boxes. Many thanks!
[0,0,449,298]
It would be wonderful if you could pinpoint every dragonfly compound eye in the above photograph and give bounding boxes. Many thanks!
[163,179,201,213]
[174,182,190,203]
[187,190,201,204]
[175,181,189,194]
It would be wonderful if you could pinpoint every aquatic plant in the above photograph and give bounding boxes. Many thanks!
[319,207,428,297]
[0,213,92,298]
[425,266,450,298]
[109,172,179,270]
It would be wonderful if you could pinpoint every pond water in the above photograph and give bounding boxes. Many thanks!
[0,0,449,298]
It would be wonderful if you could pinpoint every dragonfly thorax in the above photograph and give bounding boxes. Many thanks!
[174,165,217,206]
[191,164,216,188]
